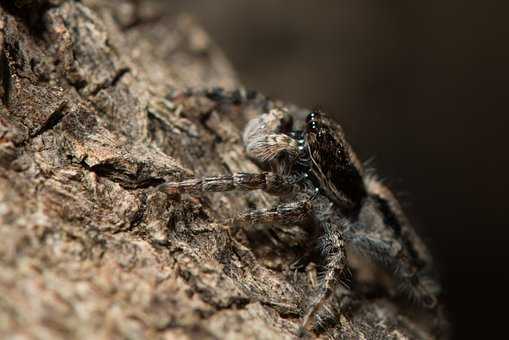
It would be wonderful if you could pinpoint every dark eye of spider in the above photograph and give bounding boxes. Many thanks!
[306,111,320,132]
[305,111,319,123]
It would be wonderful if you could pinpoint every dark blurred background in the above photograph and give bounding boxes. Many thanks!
[167,1,508,338]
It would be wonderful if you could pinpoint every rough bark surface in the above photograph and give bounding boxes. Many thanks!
[0,1,445,339]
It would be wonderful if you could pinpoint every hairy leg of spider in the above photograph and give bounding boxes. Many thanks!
[158,172,298,196]
[345,233,438,308]
[226,200,312,226]
[301,222,346,332]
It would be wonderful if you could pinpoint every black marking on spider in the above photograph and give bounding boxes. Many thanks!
[305,110,366,212]
[158,97,441,335]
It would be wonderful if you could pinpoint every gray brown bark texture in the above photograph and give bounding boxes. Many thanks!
[0,1,447,339]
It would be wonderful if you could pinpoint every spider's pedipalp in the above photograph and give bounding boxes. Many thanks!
[243,108,300,166]
[245,133,300,163]
[243,108,293,142]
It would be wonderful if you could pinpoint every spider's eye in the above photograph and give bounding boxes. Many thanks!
[308,121,319,133]
[306,111,320,133]
[306,111,319,124]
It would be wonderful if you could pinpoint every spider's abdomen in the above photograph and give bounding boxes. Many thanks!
[305,111,366,211]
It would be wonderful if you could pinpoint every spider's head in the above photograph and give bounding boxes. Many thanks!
[304,109,367,210]
[305,109,340,136]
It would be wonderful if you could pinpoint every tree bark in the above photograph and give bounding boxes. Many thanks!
[0,1,446,339]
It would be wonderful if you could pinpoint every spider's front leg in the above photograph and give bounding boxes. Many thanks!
[159,170,313,227]
[159,107,304,196]
[158,171,299,196]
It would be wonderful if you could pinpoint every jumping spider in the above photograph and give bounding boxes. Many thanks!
[159,106,440,332]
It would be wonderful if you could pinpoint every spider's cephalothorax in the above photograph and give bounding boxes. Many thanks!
[305,110,366,212]
[159,106,441,334]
